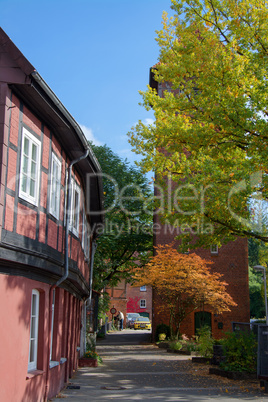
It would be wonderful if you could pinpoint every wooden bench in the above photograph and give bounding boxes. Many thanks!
[259,375,268,393]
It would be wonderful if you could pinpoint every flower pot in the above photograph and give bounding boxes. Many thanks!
[79,357,98,367]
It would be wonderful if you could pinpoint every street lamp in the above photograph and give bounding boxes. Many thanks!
[253,265,268,325]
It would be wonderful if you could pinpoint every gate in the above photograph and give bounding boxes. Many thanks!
[258,325,268,376]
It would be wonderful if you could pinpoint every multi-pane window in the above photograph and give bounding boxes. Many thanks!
[140,286,146,292]
[82,207,90,259]
[210,245,218,255]
[140,299,146,308]
[71,179,80,236]
[49,153,61,219]
[28,289,39,371]
[19,128,41,205]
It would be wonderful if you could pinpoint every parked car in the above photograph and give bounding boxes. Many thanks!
[134,316,151,331]
[126,313,141,328]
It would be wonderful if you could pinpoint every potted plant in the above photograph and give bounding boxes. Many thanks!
[79,350,102,367]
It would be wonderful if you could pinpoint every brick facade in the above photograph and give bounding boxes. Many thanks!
[106,280,128,327]
[126,283,153,319]
[150,72,250,340]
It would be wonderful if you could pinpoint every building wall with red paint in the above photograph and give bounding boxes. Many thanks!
[0,28,102,401]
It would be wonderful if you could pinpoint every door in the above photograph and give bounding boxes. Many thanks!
[194,311,211,334]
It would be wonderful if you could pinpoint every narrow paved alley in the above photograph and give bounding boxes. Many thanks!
[52,330,266,401]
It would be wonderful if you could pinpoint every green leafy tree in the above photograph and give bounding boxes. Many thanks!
[248,238,268,318]
[90,143,153,291]
[128,0,268,249]
[248,266,265,318]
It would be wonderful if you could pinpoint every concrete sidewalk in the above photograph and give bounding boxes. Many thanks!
[51,330,266,401]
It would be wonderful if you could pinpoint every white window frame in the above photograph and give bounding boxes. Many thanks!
[82,206,90,260]
[140,286,146,292]
[210,244,218,255]
[28,289,39,371]
[84,220,90,260]
[140,299,146,308]
[82,206,88,252]
[49,153,61,219]
[19,128,41,206]
[70,179,80,237]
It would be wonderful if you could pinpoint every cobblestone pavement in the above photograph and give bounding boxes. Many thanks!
[52,330,267,401]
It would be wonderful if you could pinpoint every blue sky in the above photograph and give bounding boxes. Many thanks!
[1,0,173,165]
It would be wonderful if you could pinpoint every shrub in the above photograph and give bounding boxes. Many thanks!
[155,323,171,342]
[169,340,183,351]
[184,339,198,353]
[158,333,167,341]
[196,325,214,358]
[220,331,257,373]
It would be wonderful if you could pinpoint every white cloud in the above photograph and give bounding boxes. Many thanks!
[132,117,155,128]
[79,124,103,146]
[143,118,155,126]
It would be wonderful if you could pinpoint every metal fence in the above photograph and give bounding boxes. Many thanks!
[257,325,268,377]
[232,321,268,377]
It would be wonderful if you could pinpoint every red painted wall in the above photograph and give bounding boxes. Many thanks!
[3,92,90,281]
[0,275,83,402]
[0,82,90,400]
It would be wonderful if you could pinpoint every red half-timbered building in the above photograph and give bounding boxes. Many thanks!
[0,28,103,401]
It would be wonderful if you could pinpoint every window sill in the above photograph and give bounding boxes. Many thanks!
[49,361,60,369]
[60,357,67,365]
[26,370,44,380]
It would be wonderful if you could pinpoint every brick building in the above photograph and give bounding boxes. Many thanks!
[150,69,250,340]
[106,280,128,326]
[126,283,152,320]
[0,28,103,401]
[105,281,153,326]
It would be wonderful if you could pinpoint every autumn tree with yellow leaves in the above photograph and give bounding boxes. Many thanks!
[133,243,237,338]
[129,0,268,250]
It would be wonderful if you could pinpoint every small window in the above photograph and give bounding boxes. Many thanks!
[210,245,218,255]
[28,290,39,371]
[140,299,146,308]
[49,153,61,219]
[82,206,90,259]
[140,286,146,292]
[19,128,41,205]
[70,179,80,236]
[82,207,86,250]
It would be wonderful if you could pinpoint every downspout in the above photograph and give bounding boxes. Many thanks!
[44,149,89,402]
[89,238,98,307]
[60,148,90,287]
[82,238,97,354]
